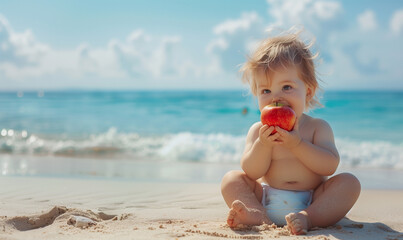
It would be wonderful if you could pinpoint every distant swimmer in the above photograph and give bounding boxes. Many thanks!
[242,107,248,115]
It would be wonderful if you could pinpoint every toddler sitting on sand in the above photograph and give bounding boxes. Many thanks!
[221,30,361,235]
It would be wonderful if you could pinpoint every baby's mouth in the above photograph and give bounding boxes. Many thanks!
[271,102,290,107]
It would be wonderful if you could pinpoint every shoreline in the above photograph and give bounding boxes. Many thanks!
[2,154,403,190]
[1,176,402,240]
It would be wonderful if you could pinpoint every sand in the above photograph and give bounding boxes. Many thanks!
[0,176,402,240]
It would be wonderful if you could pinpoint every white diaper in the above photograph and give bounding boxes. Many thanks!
[261,183,313,226]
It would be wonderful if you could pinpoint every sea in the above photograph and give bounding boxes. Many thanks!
[1,90,402,188]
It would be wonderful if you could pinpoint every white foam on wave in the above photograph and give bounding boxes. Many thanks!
[158,132,245,163]
[336,138,403,169]
[1,128,402,169]
[0,128,246,163]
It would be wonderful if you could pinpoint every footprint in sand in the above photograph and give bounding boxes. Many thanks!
[4,206,119,231]
[5,206,67,231]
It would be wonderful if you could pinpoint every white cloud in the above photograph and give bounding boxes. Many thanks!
[264,0,345,65]
[267,0,342,30]
[260,0,402,90]
[320,11,403,90]
[127,29,152,46]
[152,36,183,77]
[0,14,49,67]
[0,14,211,89]
[207,0,398,91]
[206,0,343,73]
[323,27,403,90]
[214,12,259,35]
[390,9,403,34]
[208,12,264,73]
[1,2,403,91]
[313,1,341,20]
[108,37,149,78]
[358,10,378,31]
[206,37,228,53]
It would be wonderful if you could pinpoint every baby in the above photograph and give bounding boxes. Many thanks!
[221,31,361,235]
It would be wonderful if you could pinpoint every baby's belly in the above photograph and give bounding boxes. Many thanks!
[263,158,325,191]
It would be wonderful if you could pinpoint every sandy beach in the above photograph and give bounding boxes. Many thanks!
[1,0,403,238]
[0,176,402,240]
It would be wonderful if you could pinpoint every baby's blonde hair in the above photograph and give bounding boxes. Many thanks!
[240,30,321,110]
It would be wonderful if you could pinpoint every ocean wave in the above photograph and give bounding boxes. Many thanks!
[1,128,402,169]
[0,128,245,163]
[336,139,403,169]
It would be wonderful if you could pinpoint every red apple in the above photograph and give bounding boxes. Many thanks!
[260,103,296,134]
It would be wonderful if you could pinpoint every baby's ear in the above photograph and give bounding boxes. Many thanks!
[306,86,314,102]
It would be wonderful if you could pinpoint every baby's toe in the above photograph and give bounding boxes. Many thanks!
[285,212,296,222]
[227,209,237,227]
[228,208,236,218]
[293,223,302,233]
[232,200,247,213]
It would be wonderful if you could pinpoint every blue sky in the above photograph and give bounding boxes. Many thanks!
[1,0,403,91]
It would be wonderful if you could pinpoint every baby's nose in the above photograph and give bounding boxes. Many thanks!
[272,96,283,103]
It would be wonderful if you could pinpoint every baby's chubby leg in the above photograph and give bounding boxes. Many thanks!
[286,173,361,235]
[221,170,272,227]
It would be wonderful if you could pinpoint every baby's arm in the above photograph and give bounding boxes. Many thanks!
[275,118,339,176]
[241,122,279,180]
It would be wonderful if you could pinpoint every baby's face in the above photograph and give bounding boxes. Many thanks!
[255,66,311,117]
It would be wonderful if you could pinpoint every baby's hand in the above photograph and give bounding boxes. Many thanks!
[258,125,281,146]
[273,118,302,149]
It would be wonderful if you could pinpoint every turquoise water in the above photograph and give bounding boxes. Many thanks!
[314,91,403,142]
[1,90,402,171]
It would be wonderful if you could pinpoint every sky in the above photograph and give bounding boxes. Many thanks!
[1,0,403,91]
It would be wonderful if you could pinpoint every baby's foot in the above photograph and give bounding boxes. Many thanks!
[227,200,271,228]
[285,211,311,235]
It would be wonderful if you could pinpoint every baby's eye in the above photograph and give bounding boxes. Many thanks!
[262,89,271,94]
[283,85,293,91]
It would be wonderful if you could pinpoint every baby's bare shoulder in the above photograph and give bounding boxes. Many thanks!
[250,121,263,131]
[304,115,331,129]
[304,115,335,144]
[246,121,262,141]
